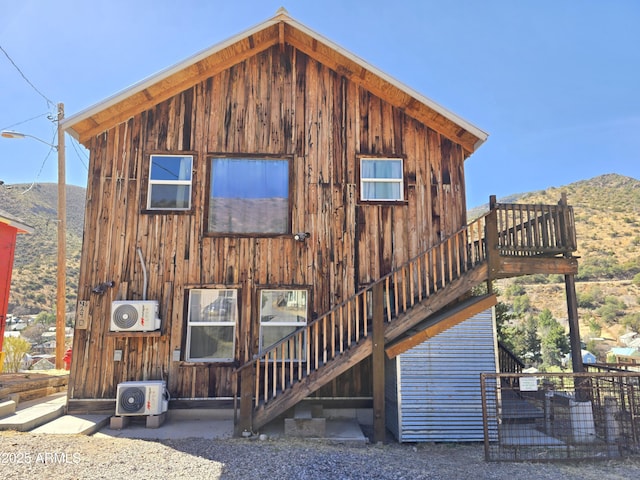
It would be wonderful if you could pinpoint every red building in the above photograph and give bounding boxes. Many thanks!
[0,209,33,358]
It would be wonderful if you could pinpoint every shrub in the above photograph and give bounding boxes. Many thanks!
[504,283,525,298]
[3,337,31,373]
[512,295,531,316]
[622,312,640,332]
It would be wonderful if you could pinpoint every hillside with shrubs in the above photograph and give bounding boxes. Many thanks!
[489,174,640,366]
[2,174,639,368]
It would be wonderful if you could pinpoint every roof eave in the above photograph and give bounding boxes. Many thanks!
[61,12,287,140]
[0,210,34,234]
[62,9,488,150]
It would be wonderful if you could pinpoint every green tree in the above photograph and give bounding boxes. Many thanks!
[495,301,514,349]
[35,311,56,325]
[512,295,531,317]
[508,315,541,364]
[537,308,555,328]
[535,310,570,369]
[540,321,570,368]
[586,316,602,337]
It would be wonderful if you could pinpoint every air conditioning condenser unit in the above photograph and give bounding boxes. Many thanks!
[110,300,161,332]
[115,380,169,416]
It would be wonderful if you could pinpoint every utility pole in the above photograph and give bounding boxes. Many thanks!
[55,103,66,369]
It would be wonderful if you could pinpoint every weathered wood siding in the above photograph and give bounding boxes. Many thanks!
[70,45,467,400]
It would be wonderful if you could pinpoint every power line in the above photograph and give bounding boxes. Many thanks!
[20,130,58,195]
[0,44,55,108]
[69,136,89,171]
[1,112,50,132]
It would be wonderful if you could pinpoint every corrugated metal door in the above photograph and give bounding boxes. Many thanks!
[394,307,498,442]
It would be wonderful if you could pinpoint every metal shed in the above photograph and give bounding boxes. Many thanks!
[385,307,498,442]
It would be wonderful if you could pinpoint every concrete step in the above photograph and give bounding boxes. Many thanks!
[266,418,368,445]
[0,399,17,418]
[0,392,67,432]
[32,414,111,435]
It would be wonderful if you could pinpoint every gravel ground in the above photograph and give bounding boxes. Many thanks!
[2,431,640,480]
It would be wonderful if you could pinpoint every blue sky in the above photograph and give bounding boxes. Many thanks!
[1,0,638,208]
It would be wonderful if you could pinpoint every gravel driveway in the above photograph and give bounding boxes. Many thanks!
[2,431,640,479]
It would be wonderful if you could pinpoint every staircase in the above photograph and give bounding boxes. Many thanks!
[237,198,578,432]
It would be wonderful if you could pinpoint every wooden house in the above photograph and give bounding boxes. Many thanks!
[62,9,580,439]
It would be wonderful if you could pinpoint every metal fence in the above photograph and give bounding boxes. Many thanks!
[481,372,640,462]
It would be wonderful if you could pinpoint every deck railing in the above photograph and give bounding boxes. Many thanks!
[492,195,577,256]
[237,196,578,429]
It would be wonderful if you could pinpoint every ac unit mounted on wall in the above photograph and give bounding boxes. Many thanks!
[115,380,169,416]
[110,300,161,332]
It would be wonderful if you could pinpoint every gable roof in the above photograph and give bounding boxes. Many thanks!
[62,8,488,154]
[0,208,34,234]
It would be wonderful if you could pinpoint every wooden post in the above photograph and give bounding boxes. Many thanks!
[372,282,386,443]
[485,195,500,282]
[559,192,585,398]
[559,192,583,375]
[565,273,583,373]
[236,366,255,436]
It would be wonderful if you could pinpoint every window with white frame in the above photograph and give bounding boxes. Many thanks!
[147,154,193,210]
[208,157,289,234]
[186,289,237,362]
[360,157,404,201]
[259,289,307,358]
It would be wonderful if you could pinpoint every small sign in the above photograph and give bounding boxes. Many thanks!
[519,376,538,392]
[76,300,89,330]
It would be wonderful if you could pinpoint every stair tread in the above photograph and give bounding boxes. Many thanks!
[0,393,67,431]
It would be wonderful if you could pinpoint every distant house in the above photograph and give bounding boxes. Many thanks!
[61,9,580,439]
[30,356,56,370]
[582,350,596,364]
[619,331,638,346]
[629,338,640,349]
[611,347,640,364]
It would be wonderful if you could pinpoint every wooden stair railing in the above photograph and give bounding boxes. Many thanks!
[498,340,525,374]
[235,198,577,433]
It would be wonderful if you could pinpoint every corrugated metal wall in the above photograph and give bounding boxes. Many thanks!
[386,307,498,442]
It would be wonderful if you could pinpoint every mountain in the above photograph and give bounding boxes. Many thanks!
[2,174,639,352]
[471,173,640,278]
[487,174,640,360]
[1,183,85,316]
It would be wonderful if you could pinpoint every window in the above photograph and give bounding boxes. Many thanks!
[185,289,237,362]
[208,157,289,234]
[147,154,193,210]
[259,289,307,358]
[360,157,404,201]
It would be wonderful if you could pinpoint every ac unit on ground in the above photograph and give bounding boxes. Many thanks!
[115,380,169,416]
[110,300,161,332]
